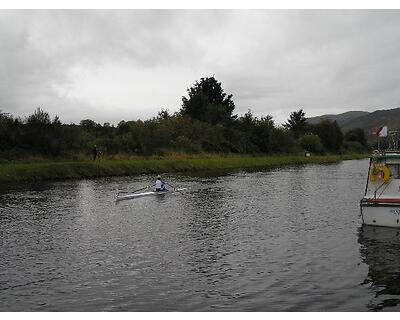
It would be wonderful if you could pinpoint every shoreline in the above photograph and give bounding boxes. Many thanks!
[0,154,368,183]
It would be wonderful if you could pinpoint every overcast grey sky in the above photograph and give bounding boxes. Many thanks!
[1,9,400,125]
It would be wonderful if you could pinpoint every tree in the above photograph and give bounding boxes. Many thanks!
[283,109,308,139]
[26,108,51,126]
[180,76,236,125]
[252,116,275,153]
[299,133,323,153]
[157,108,171,121]
[231,110,275,153]
[24,108,52,154]
[311,120,343,152]
[270,127,298,153]
[344,128,367,147]
[0,111,18,152]
[80,119,97,132]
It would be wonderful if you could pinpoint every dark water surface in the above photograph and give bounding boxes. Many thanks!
[1,159,400,311]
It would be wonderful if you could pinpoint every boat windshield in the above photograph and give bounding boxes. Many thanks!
[387,164,400,179]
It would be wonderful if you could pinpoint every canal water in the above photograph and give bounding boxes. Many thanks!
[1,159,400,311]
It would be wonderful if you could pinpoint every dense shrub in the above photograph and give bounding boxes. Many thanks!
[299,134,323,153]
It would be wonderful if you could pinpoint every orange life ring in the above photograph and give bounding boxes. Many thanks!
[369,164,391,183]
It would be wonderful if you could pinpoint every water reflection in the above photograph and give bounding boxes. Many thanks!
[0,159,379,311]
[359,226,400,311]
[182,180,232,287]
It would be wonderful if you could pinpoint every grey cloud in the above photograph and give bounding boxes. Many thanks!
[1,10,400,124]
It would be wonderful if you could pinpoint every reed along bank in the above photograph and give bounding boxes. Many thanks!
[0,154,367,183]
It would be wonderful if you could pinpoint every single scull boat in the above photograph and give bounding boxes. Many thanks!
[116,188,187,201]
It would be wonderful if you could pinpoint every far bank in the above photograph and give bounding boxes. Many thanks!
[0,154,368,183]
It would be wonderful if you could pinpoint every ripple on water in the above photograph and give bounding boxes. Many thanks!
[1,159,398,311]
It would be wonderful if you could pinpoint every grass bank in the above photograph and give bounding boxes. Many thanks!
[0,154,368,183]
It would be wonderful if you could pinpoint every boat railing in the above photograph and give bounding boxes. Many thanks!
[374,149,400,155]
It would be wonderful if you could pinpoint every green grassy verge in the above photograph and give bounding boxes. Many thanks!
[0,154,368,183]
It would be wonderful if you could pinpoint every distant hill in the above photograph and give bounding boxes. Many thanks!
[307,111,369,127]
[307,107,400,134]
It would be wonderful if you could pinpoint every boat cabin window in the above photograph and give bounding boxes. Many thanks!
[387,164,400,178]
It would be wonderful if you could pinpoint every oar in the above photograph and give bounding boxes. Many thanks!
[116,184,157,199]
[117,185,150,196]
[165,182,175,189]
[132,185,152,193]
[165,182,184,192]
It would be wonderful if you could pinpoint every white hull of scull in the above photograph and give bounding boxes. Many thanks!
[116,188,187,201]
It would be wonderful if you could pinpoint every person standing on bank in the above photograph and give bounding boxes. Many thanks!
[93,145,98,161]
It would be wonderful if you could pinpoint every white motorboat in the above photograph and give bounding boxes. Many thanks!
[360,150,400,227]
[116,188,187,201]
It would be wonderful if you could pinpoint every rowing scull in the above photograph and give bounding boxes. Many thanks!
[116,188,187,201]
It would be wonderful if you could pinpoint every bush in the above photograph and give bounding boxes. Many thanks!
[343,140,365,153]
[172,136,201,153]
[299,133,323,153]
[270,127,299,153]
[344,128,367,148]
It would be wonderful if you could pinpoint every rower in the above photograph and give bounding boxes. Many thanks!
[155,175,167,192]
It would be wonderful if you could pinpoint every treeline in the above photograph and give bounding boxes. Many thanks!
[0,76,368,161]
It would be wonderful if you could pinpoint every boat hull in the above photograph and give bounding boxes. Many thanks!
[361,201,400,228]
[116,188,187,201]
